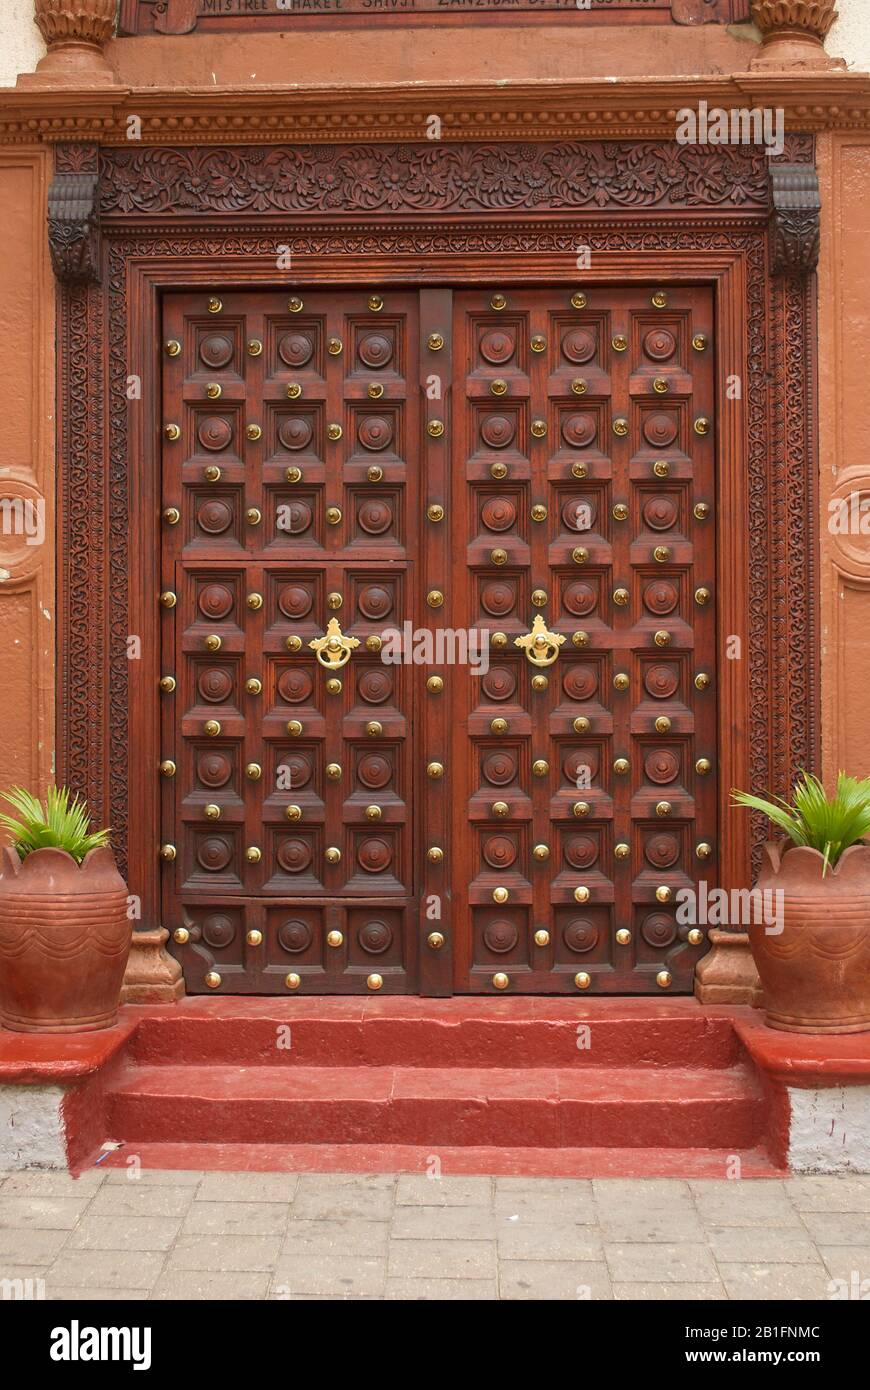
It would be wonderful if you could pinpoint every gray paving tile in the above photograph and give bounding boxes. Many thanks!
[495,1177,594,1197]
[282,1218,389,1258]
[494,1188,598,1225]
[271,1255,386,1298]
[0,1227,70,1264]
[88,1184,195,1219]
[605,1242,719,1283]
[593,1179,693,1202]
[717,1262,832,1300]
[387,1238,496,1280]
[799,1212,870,1246]
[0,1196,93,1230]
[391,1205,496,1242]
[688,1179,792,1198]
[692,1183,802,1228]
[499,1259,613,1300]
[0,1268,49,1297]
[787,1176,870,1212]
[104,1168,204,1186]
[294,1172,395,1193]
[49,1287,148,1301]
[706,1224,821,1264]
[816,1246,870,1288]
[497,1222,603,1261]
[152,1271,270,1300]
[66,1215,182,1253]
[196,1172,299,1204]
[166,1234,281,1273]
[599,1211,705,1243]
[613,1281,727,1300]
[396,1175,493,1208]
[290,1183,394,1222]
[0,1171,104,1196]
[46,1249,166,1292]
[385,1277,497,1300]
[181,1201,289,1237]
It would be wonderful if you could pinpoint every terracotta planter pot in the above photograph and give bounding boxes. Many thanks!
[0,845,132,1033]
[751,841,870,1034]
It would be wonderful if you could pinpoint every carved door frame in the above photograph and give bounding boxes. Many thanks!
[51,137,820,994]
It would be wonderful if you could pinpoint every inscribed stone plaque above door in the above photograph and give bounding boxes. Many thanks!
[118,0,748,36]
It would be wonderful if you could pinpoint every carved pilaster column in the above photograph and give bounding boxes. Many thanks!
[122,929,184,1005]
[750,2,846,70]
[695,931,764,1008]
[20,1,118,87]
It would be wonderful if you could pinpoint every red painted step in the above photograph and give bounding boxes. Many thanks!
[87,999,780,1176]
[128,996,743,1069]
[94,1141,783,1180]
[107,1061,765,1150]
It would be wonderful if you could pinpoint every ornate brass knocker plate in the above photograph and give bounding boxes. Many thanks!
[309,618,360,670]
[514,615,565,667]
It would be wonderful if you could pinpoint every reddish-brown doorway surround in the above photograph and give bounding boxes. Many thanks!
[52,136,820,1005]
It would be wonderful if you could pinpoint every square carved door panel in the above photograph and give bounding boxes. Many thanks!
[160,285,716,995]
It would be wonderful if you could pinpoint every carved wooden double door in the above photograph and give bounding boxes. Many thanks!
[160,285,716,995]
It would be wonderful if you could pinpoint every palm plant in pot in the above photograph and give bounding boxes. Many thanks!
[732,772,870,1034]
[0,787,132,1033]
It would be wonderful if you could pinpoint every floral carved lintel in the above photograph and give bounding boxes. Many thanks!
[769,163,820,275]
[98,141,814,221]
[48,169,101,283]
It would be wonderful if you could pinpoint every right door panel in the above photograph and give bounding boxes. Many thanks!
[450,285,717,994]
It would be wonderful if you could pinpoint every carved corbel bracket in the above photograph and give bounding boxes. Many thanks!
[769,163,820,275]
[48,169,101,284]
[750,1,846,71]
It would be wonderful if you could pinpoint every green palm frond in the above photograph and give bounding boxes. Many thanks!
[0,786,110,864]
[732,771,870,875]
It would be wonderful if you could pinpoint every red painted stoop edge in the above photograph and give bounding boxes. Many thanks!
[0,997,794,1177]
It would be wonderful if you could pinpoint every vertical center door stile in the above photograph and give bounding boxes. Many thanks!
[417,289,454,996]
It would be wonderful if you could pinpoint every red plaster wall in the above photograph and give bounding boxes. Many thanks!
[0,148,55,811]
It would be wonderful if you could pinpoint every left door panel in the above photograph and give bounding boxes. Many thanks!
[159,290,421,993]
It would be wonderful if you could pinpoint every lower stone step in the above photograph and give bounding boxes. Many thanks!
[86,1140,783,1180]
[107,1062,765,1150]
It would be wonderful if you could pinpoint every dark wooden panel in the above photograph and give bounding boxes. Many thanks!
[160,288,421,993]
[449,285,717,994]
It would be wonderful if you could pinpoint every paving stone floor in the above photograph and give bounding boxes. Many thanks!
[1,1169,869,1300]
